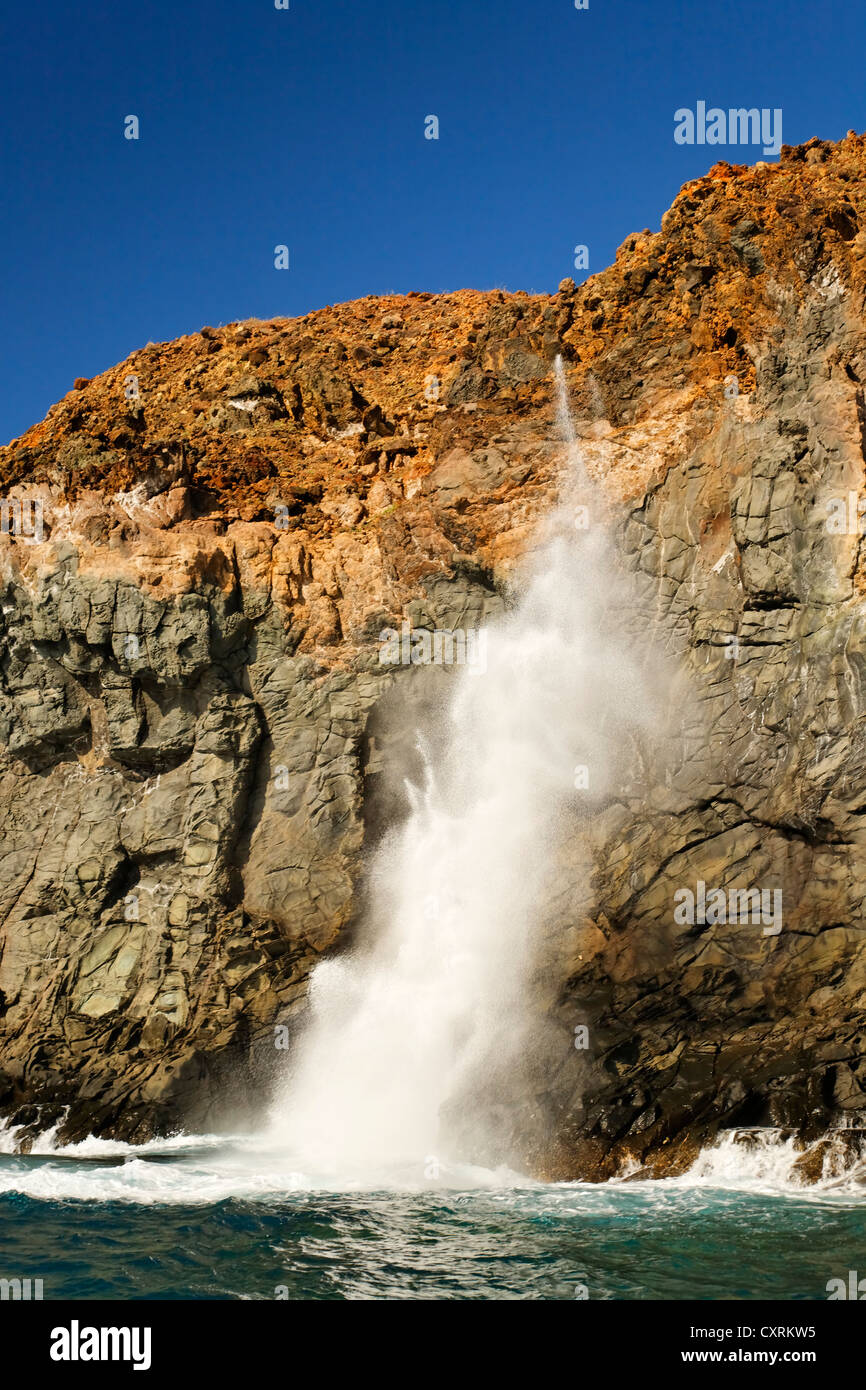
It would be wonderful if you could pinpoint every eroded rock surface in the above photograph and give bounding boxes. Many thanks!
[2,133,866,1171]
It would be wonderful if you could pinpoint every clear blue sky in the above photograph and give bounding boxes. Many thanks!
[1,0,862,443]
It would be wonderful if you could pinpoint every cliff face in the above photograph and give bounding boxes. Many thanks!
[2,133,866,1173]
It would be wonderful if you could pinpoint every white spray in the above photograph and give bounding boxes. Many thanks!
[267,358,656,1184]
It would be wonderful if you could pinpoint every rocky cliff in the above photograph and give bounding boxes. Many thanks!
[2,132,866,1176]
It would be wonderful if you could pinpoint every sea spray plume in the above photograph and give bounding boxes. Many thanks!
[266,356,668,1183]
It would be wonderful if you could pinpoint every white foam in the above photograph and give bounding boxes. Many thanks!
[0,1133,535,1204]
[604,1129,866,1201]
[1,1127,865,1205]
[0,1118,230,1160]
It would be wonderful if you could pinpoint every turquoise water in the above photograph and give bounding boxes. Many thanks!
[1,1136,865,1300]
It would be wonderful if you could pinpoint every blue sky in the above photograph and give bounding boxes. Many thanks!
[0,0,863,443]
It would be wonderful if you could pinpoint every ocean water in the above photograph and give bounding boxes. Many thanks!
[1,1130,864,1300]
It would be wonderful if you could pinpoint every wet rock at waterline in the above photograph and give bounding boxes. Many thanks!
[2,133,866,1178]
